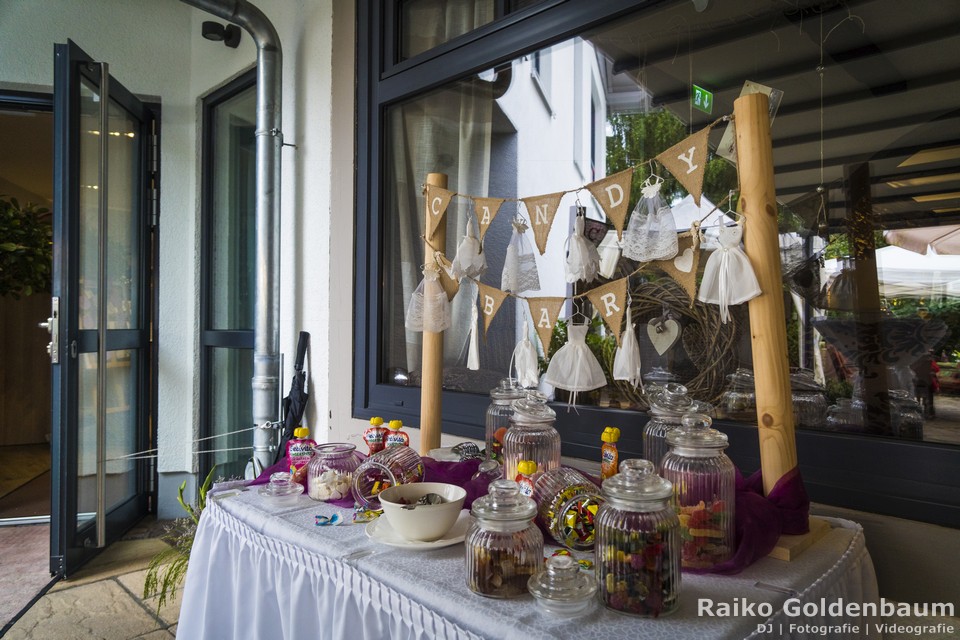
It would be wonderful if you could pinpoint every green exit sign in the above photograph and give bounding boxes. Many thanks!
[692,85,714,114]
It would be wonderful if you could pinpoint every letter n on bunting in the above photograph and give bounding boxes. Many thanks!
[425,184,455,241]
[655,126,711,206]
[521,192,565,254]
[586,168,634,240]
[477,282,508,335]
[526,297,566,352]
[585,278,628,346]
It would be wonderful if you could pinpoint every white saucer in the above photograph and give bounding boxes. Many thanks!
[365,509,473,550]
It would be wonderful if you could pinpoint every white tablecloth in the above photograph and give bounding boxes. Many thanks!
[177,489,880,640]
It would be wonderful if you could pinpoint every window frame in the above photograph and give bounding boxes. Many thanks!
[354,0,960,528]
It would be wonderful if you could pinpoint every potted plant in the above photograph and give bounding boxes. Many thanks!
[0,195,52,298]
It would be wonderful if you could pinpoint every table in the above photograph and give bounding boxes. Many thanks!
[177,489,880,640]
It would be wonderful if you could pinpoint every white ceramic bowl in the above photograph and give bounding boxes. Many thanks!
[378,482,467,542]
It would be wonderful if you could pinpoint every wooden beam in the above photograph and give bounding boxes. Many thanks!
[419,172,448,455]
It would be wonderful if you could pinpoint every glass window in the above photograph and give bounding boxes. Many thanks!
[399,0,495,61]
[199,72,256,481]
[359,0,960,524]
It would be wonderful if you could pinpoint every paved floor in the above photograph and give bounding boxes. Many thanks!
[4,522,181,640]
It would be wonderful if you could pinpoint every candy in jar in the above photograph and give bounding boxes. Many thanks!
[307,443,362,501]
[485,378,524,464]
[363,417,387,455]
[595,458,681,617]
[532,467,603,550]
[660,413,735,570]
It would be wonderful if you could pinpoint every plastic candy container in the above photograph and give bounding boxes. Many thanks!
[466,479,544,598]
[502,391,561,483]
[384,419,410,447]
[485,378,525,464]
[363,417,388,455]
[660,413,735,570]
[643,383,710,470]
[285,427,316,472]
[528,554,597,617]
[595,459,681,617]
[515,460,538,497]
[600,426,620,480]
[351,445,425,509]
[306,443,363,501]
[532,467,603,550]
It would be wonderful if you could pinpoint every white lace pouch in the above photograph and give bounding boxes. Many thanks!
[612,306,642,388]
[565,212,601,283]
[597,230,622,279]
[450,220,487,280]
[404,265,451,333]
[502,218,541,293]
[622,178,679,262]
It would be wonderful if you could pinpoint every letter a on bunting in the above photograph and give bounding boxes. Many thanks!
[477,282,508,335]
[655,126,711,206]
[526,297,566,352]
[521,191,565,254]
[425,184,455,241]
[474,197,505,242]
[586,168,634,240]
[585,278,628,346]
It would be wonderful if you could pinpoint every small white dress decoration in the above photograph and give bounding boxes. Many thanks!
[510,334,540,388]
[502,217,540,293]
[622,177,679,262]
[404,265,451,333]
[544,324,607,405]
[612,306,642,388]
[697,222,761,323]
[564,212,601,283]
[450,220,486,280]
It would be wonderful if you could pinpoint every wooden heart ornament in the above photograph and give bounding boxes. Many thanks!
[673,247,694,273]
[647,317,681,355]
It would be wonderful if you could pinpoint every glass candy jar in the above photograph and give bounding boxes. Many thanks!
[465,479,544,598]
[643,383,707,470]
[790,368,828,428]
[502,391,561,482]
[528,554,597,617]
[719,368,757,422]
[532,467,603,550]
[485,378,525,464]
[890,390,923,440]
[661,414,735,570]
[307,443,362,501]
[595,459,681,617]
[351,445,425,509]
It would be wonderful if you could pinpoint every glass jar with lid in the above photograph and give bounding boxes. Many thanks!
[528,554,597,617]
[485,378,525,465]
[660,413,735,570]
[532,467,603,550]
[351,445,425,509]
[306,443,363,501]
[790,368,828,428]
[643,383,710,470]
[595,458,681,617]
[890,390,923,440]
[502,391,561,482]
[718,367,757,422]
[465,479,544,598]
[642,367,678,399]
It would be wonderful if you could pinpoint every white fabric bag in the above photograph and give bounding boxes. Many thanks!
[501,218,541,293]
[612,306,642,388]
[564,213,601,283]
[622,178,679,262]
[404,265,451,333]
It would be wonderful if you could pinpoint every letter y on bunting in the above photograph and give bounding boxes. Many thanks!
[586,168,634,240]
[521,191,565,254]
[585,278,628,346]
[477,282,508,335]
[526,297,566,352]
[425,184,455,241]
[656,126,711,206]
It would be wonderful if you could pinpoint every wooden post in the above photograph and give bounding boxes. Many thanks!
[735,93,799,495]
[420,172,448,455]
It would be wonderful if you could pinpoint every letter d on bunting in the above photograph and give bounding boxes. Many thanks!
[586,168,634,241]
[585,278,628,346]
[655,126,711,206]
[425,184,455,241]
[477,282,508,335]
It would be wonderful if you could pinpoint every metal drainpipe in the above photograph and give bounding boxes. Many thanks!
[181,0,282,472]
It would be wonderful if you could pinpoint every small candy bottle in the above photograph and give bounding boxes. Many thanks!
[515,460,537,497]
[385,419,410,447]
[285,426,316,473]
[600,427,620,480]
[363,416,387,455]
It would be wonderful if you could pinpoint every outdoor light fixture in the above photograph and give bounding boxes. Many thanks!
[202,20,242,48]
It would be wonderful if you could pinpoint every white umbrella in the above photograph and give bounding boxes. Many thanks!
[884,225,960,255]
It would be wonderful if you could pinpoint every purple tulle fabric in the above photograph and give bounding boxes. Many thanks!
[698,465,810,575]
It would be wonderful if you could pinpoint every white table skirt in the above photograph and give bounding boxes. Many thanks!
[177,490,880,640]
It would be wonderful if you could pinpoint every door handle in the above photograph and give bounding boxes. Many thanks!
[43,297,60,363]
[39,319,52,332]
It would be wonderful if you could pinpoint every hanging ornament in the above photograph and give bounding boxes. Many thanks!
[467,287,480,370]
[697,217,761,323]
[544,322,607,407]
[450,217,487,280]
[564,207,601,283]
[510,335,540,388]
[622,174,679,263]
[646,308,681,356]
[404,264,451,333]
[612,306,642,388]
[502,216,541,293]
[597,230,622,279]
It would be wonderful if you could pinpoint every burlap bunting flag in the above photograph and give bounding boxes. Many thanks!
[434,253,460,301]
[425,184,455,241]
[585,278,628,346]
[477,282,508,335]
[526,297,566,352]
[586,168,634,240]
[656,127,711,206]
[474,197,505,242]
[521,191,565,254]
[653,231,701,305]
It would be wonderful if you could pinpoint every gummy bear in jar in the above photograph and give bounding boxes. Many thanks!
[465,479,544,598]
[306,443,362,501]
[502,391,561,482]
[595,458,681,617]
[532,467,603,551]
[660,413,735,570]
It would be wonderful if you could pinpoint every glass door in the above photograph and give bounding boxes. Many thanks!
[50,41,155,576]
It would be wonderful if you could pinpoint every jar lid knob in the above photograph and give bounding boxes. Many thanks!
[681,412,712,429]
